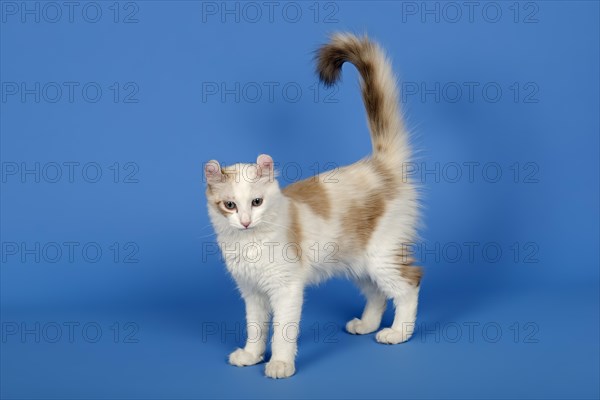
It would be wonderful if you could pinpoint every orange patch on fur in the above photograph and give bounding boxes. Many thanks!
[340,160,399,251]
[400,264,423,287]
[206,186,231,217]
[342,193,386,251]
[282,178,331,220]
[395,248,422,287]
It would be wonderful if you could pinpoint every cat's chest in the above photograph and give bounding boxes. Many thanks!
[217,235,296,286]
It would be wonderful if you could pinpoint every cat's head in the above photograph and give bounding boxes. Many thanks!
[204,154,282,232]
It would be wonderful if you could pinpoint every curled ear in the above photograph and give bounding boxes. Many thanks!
[256,154,274,178]
[204,160,222,184]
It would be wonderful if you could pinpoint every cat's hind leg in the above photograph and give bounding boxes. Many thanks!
[346,278,387,335]
[370,257,422,344]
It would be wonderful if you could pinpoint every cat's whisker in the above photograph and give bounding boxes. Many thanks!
[195,232,217,240]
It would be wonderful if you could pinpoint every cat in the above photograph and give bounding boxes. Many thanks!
[204,33,421,379]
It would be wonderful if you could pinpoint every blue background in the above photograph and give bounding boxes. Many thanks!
[1,1,599,398]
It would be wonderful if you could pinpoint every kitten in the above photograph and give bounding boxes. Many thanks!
[204,33,421,379]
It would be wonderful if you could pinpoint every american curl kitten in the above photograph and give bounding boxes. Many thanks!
[204,33,422,379]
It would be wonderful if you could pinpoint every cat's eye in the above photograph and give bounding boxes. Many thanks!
[252,198,263,207]
[223,201,237,210]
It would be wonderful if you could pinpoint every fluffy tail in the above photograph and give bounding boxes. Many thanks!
[316,33,408,164]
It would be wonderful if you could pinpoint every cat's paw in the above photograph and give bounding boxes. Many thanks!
[346,318,379,335]
[265,359,295,379]
[375,327,412,344]
[228,348,263,367]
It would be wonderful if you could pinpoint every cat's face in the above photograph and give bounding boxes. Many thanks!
[205,154,281,231]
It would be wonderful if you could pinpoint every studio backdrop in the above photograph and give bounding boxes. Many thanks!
[1,1,599,399]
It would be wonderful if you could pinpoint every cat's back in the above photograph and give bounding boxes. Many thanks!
[281,159,415,267]
[281,158,403,219]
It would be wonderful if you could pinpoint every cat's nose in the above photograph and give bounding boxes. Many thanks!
[242,221,251,228]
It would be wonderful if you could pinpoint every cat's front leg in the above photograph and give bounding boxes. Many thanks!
[229,291,270,367]
[265,285,303,379]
